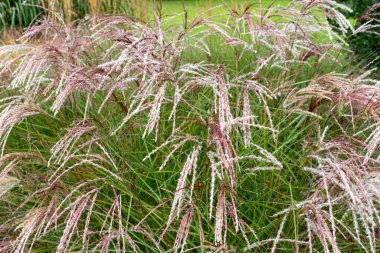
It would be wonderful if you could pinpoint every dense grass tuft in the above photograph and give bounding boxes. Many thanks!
[0,1,379,252]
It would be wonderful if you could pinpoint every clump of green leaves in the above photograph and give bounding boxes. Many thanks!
[0,0,41,31]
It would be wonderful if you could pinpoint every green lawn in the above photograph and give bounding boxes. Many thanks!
[154,0,292,22]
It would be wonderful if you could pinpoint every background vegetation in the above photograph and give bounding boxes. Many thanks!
[0,1,379,252]
[332,0,380,67]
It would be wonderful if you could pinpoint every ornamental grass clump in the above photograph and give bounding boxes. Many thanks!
[0,1,379,252]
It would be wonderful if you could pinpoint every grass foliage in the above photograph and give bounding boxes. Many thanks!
[0,1,379,252]
[0,0,137,32]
